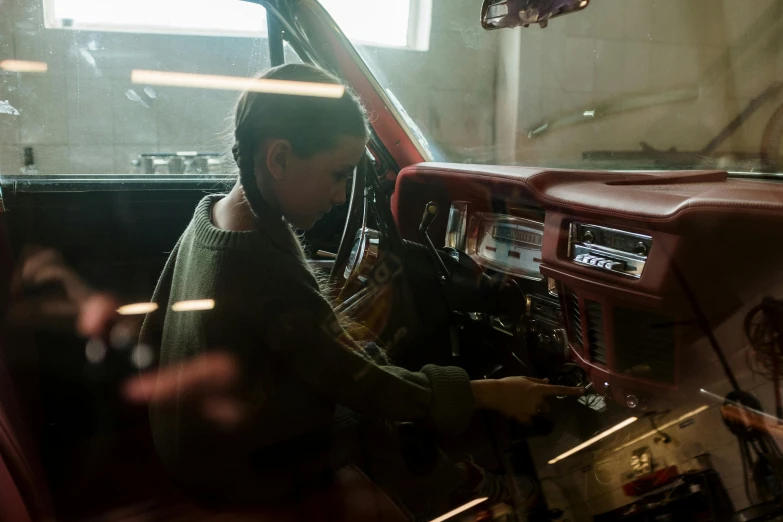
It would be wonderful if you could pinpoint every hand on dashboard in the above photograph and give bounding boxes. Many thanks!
[471,376,584,424]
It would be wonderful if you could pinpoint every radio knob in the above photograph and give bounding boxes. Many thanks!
[538,332,553,350]
[633,242,648,256]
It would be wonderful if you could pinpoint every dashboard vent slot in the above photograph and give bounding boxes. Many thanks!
[565,288,582,347]
[585,300,607,366]
[614,308,676,384]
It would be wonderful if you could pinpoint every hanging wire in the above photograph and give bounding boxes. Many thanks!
[745,297,783,421]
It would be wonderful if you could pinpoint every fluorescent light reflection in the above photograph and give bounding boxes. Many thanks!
[614,405,710,453]
[131,70,345,98]
[548,417,638,465]
[700,388,782,423]
[117,302,159,315]
[0,60,48,72]
[171,299,215,312]
[430,497,488,522]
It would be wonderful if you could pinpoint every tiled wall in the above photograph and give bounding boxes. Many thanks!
[0,0,500,174]
[513,0,783,169]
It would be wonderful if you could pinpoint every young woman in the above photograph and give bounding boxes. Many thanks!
[139,63,582,512]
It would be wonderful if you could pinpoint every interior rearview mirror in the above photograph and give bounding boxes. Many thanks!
[481,0,590,29]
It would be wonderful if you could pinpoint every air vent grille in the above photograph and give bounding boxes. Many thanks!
[614,308,676,383]
[565,288,582,347]
[585,300,607,366]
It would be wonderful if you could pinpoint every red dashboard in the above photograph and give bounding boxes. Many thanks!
[391,163,783,408]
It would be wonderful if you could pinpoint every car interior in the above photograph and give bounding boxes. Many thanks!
[2,0,783,520]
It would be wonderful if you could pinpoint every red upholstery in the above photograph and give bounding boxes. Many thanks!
[0,452,33,522]
[0,355,52,521]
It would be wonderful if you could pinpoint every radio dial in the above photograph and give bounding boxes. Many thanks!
[633,242,648,256]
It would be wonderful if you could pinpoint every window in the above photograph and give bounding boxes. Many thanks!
[319,0,432,51]
[44,0,432,50]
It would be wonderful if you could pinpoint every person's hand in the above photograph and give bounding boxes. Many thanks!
[122,352,252,430]
[8,246,119,335]
[471,376,584,423]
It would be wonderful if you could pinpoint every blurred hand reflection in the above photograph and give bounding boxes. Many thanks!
[122,352,250,430]
[722,404,783,439]
[8,246,118,336]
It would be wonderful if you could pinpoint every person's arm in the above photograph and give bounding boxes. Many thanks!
[265,290,474,434]
[263,276,583,434]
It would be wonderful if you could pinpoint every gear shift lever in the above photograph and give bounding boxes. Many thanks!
[418,201,451,282]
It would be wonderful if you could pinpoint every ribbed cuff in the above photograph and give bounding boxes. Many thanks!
[420,364,475,435]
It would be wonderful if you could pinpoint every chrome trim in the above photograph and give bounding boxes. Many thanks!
[0,174,233,194]
[571,244,646,278]
[547,277,558,297]
[568,223,652,279]
[445,201,469,251]
[491,316,514,336]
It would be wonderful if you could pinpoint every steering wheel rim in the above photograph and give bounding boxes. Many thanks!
[329,152,370,286]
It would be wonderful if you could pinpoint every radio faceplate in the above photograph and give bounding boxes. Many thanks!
[568,223,652,279]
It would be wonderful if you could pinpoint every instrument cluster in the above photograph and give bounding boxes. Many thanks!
[446,202,545,281]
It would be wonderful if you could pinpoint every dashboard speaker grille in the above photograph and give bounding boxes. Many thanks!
[565,288,582,347]
[614,307,676,383]
[585,300,607,366]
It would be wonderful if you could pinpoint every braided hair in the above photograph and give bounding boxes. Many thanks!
[231,64,369,224]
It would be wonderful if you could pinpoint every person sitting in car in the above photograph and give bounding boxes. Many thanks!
[139,63,582,516]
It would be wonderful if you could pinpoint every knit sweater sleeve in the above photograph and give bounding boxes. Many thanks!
[138,237,182,351]
[261,273,475,435]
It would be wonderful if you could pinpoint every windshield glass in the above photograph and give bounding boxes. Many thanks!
[350,0,783,174]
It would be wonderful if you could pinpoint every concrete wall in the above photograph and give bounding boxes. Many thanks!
[510,0,783,170]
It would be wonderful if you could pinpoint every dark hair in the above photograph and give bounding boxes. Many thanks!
[232,64,369,223]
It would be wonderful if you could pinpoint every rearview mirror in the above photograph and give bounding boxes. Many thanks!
[481,0,590,29]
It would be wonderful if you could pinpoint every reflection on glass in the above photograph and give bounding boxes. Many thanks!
[117,302,159,315]
[548,416,638,464]
[0,60,48,72]
[131,70,345,98]
[171,299,215,312]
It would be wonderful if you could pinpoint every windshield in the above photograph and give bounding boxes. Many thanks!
[350,0,783,174]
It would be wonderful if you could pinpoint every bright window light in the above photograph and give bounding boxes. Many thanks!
[44,0,431,50]
[48,0,268,37]
[319,0,410,48]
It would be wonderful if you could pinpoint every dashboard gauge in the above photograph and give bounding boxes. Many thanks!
[466,213,545,280]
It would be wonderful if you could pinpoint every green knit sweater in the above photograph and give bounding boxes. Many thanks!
[139,195,475,504]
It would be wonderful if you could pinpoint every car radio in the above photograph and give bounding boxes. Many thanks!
[568,223,652,279]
